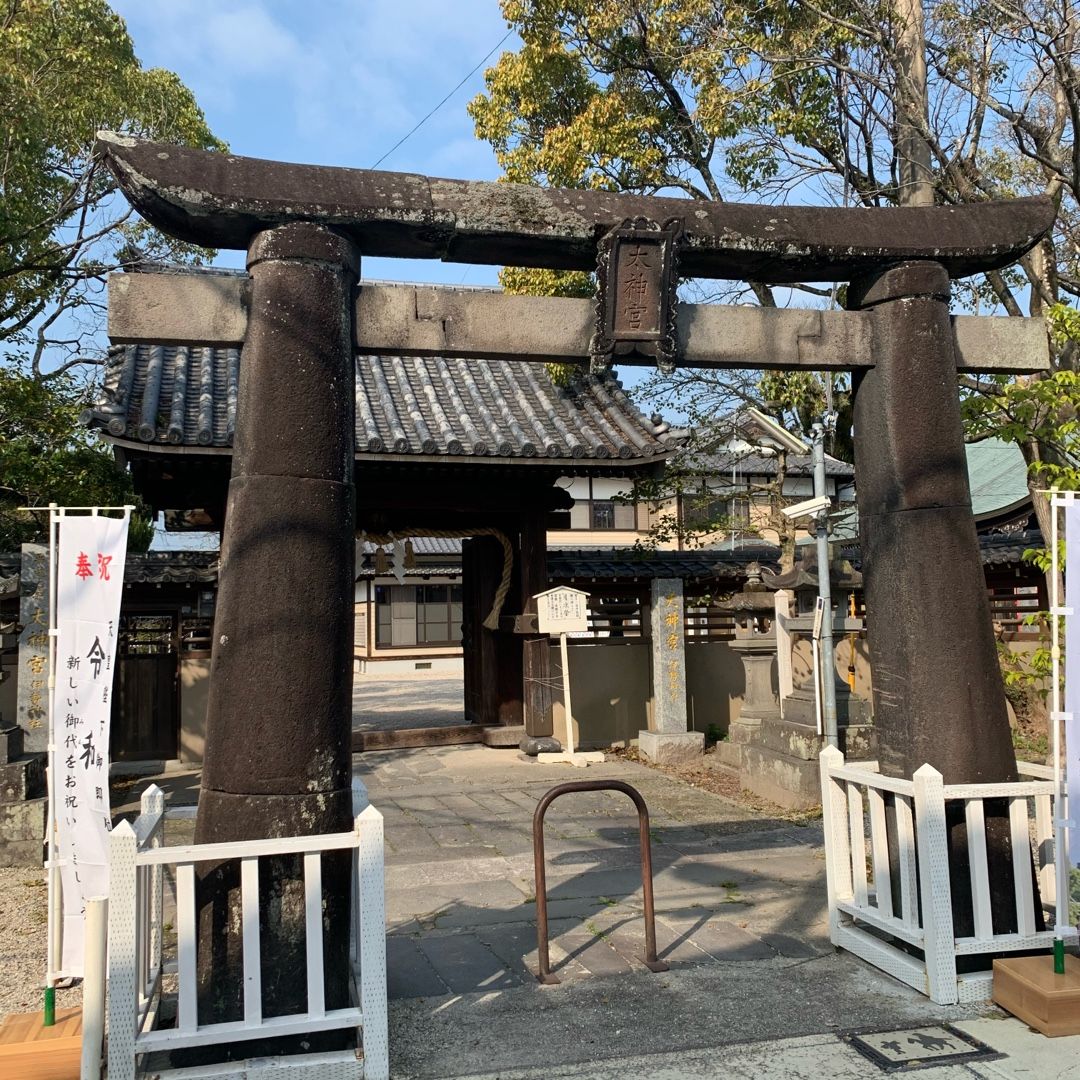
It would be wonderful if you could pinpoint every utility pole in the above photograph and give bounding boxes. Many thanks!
[812,422,839,748]
[895,0,934,207]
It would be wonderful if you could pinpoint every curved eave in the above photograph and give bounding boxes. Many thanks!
[96,433,674,472]
[973,496,1033,526]
[97,134,1055,282]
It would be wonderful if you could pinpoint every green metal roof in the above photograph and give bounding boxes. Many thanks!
[804,438,1030,545]
[966,437,1030,520]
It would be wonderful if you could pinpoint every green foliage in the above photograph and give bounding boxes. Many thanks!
[0,366,151,550]
[0,0,225,374]
[470,0,850,198]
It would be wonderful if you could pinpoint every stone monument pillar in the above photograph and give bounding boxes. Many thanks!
[195,223,359,1024]
[849,262,1016,784]
[850,260,1028,936]
[639,578,703,763]
[1,548,47,865]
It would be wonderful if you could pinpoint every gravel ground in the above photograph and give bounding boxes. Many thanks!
[0,868,82,1020]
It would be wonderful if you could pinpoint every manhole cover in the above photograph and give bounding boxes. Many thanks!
[844,1025,999,1071]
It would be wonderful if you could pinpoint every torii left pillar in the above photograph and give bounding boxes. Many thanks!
[195,223,359,1029]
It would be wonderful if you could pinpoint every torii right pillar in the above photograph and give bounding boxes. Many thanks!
[850,261,1033,933]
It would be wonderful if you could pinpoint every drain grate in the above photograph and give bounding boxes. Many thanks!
[844,1024,1000,1071]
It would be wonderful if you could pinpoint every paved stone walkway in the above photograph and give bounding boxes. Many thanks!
[357,745,824,999]
[356,745,994,1078]
[115,742,1008,1078]
[352,673,465,732]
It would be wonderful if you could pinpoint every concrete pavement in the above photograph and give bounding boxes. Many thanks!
[450,1019,1080,1079]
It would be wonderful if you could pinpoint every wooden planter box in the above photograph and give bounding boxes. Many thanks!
[993,955,1080,1036]
[0,1007,81,1080]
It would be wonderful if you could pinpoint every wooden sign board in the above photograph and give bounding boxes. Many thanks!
[535,587,589,636]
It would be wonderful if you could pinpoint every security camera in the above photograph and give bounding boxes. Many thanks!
[781,495,831,520]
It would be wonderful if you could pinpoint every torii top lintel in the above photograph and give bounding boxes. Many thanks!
[97,133,1053,284]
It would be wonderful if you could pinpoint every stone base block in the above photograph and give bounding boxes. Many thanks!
[739,745,823,810]
[0,755,45,803]
[0,725,24,765]
[638,730,705,765]
[737,713,876,810]
[483,725,526,748]
[711,740,742,768]
[783,688,873,731]
[0,797,46,866]
[754,717,876,763]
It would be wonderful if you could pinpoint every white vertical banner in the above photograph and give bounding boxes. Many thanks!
[1065,501,1080,870]
[53,512,129,975]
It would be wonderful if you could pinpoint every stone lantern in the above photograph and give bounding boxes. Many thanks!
[719,562,781,768]
[727,546,875,808]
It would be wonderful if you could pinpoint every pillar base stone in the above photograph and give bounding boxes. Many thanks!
[520,736,562,756]
[738,716,876,810]
[638,730,704,765]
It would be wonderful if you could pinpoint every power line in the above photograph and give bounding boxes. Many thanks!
[370,29,514,170]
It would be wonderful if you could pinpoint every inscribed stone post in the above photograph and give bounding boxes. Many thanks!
[639,578,702,763]
[17,544,49,751]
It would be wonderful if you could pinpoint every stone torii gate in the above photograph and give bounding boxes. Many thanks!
[96,133,1052,1015]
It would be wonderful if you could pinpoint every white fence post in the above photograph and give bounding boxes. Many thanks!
[140,784,165,982]
[775,590,793,717]
[357,804,388,1080]
[80,896,108,1080]
[912,764,958,1005]
[818,745,851,943]
[107,821,139,1080]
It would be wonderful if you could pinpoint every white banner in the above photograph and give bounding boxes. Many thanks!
[1065,501,1080,870]
[53,512,129,975]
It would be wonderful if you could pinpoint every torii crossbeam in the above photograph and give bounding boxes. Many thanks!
[96,133,1054,1019]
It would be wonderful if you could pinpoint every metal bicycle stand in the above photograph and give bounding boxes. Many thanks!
[532,779,670,985]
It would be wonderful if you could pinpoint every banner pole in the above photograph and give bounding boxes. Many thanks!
[1052,492,1071,973]
[44,503,60,1021]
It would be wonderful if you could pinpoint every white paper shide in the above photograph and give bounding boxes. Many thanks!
[54,513,128,974]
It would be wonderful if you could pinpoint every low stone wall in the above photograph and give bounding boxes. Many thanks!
[686,641,746,738]
[550,638,751,749]
[550,639,651,748]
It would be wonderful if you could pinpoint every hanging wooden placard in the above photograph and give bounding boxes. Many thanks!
[590,217,683,375]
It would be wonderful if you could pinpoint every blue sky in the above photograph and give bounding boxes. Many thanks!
[111,0,516,287]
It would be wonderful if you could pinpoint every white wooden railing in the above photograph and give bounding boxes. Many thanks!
[820,746,1076,1005]
[104,784,388,1080]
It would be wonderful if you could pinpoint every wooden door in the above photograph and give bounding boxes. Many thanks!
[111,613,179,760]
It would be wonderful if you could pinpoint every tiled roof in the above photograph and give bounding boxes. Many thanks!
[0,551,218,585]
[546,547,781,582]
[681,449,855,479]
[966,438,1030,519]
[979,529,1044,567]
[832,529,1043,570]
[83,344,674,464]
[360,537,462,556]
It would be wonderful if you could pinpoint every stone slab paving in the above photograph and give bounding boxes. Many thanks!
[110,741,1013,1078]
[356,743,1007,1078]
[353,672,465,732]
[355,744,823,998]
